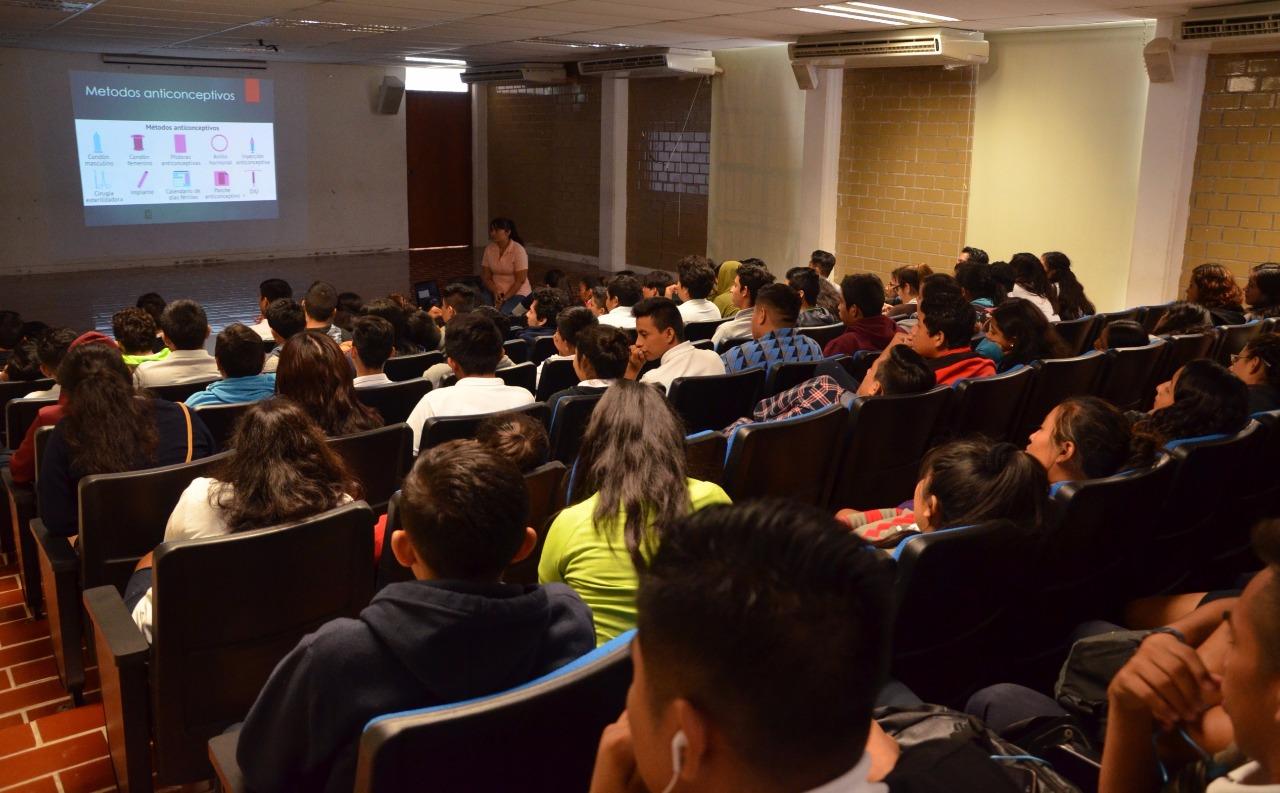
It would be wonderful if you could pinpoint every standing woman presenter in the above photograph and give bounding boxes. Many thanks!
[482,217,531,314]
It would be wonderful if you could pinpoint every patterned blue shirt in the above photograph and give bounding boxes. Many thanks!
[721,327,825,373]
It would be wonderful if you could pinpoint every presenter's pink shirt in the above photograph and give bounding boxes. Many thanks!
[483,241,531,298]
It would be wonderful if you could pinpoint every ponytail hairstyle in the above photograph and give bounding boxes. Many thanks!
[1011,252,1057,310]
[489,217,524,247]
[919,438,1048,531]
[60,343,157,475]
[1049,396,1132,480]
[1131,359,1249,464]
[1042,252,1095,320]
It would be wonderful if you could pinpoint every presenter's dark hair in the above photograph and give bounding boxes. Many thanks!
[488,217,525,246]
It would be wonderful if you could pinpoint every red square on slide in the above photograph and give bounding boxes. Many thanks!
[244,78,260,103]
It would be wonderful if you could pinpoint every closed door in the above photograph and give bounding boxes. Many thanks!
[406,91,471,247]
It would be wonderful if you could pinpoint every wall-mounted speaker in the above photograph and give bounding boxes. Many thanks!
[792,63,818,91]
[376,75,405,114]
[1144,38,1175,84]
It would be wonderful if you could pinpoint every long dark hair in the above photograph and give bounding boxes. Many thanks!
[60,344,158,475]
[1011,252,1056,309]
[276,330,382,437]
[576,380,690,569]
[1048,396,1132,480]
[1131,359,1249,464]
[1248,264,1280,318]
[990,298,1070,369]
[920,438,1048,531]
[1042,252,1095,320]
[211,398,360,532]
[489,217,525,246]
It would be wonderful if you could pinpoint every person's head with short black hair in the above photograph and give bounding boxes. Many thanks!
[543,268,566,290]
[135,293,166,324]
[1153,301,1214,336]
[787,267,822,310]
[303,281,338,325]
[1,337,40,381]
[986,297,1071,368]
[676,256,716,301]
[527,287,567,329]
[405,309,440,352]
[838,273,885,324]
[473,305,511,340]
[1246,263,1280,317]
[631,297,685,362]
[35,328,77,380]
[258,278,292,315]
[335,292,363,333]
[988,261,1015,299]
[1095,320,1149,350]
[607,275,643,310]
[444,312,504,377]
[733,263,775,310]
[475,413,549,474]
[361,297,411,347]
[112,308,158,356]
[442,283,477,323]
[574,324,630,381]
[642,270,675,299]
[266,298,306,345]
[1027,396,1132,484]
[553,306,597,357]
[577,274,602,307]
[214,323,266,379]
[626,499,893,793]
[751,283,802,338]
[955,261,999,304]
[808,250,836,277]
[912,278,976,356]
[589,286,609,316]
[159,299,209,350]
[867,345,935,397]
[959,246,989,265]
[351,315,395,373]
[913,438,1049,534]
[391,440,534,582]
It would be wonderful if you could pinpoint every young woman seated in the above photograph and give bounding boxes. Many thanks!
[984,297,1072,371]
[836,437,1048,549]
[1245,262,1280,320]
[1229,332,1280,414]
[1152,301,1214,336]
[126,398,360,642]
[1094,320,1151,350]
[475,412,549,473]
[275,330,383,437]
[1130,359,1250,465]
[1041,251,1096,321]
[1026,396,1132,485]
[1186,262,1247,326]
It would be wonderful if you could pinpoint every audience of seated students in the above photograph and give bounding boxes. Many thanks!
[475,412,549,473]
[1099,519,1280,793]
[135,292,168,351]
[112,308,170,369]
[262,298,305,373]
[907,276,997,385]
[0,336,40,383]
[837,437,1048,549]
[625,297,726,393]
[825,273,900,358]
[38,340,217,537]
[1187,262,1247,326]
[481,217,531,313]
[885,264,932,318]
[540,380,731,646]
[361,297,423,356]
[712,260,741,317]
[547,324,630,412]
[349,316,395,389]
[1230,332,1280,414]
[1154,301,1215,336]
[239,440,595,793]
[1245,262,1280,320]
[787,267,839,327]
[984,297,1072,372]
[185,323,277,407]
[588,500,1022,793]
[538,305,596,386]
[1041,251,1096,321]
[134,299,221,387]
[518,287,567,347]
[721,283,823,374]
[959,245,990,265]
[23,328,75,399]
[577,274,602,308]
[334,292,362,334]
[1094,319,1151,350]
[1130,359,1250,464]
[1008,252,1061,322]
[642,270,674,300]
[598,275,643,330]
[588,285,610,317]
[275,330,382,438]
[1026,396,1132,485]
[405,313,534,454]
[671,256,721,323]
[126,398,359,642]
[249,278,293,341]
[712,261,775,348]
[0,310,21,365]
[302,280,347,343]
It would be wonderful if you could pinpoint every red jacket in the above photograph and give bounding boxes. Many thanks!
[823,315,899,358]
[10,399,66,485]
[929,348,996,386]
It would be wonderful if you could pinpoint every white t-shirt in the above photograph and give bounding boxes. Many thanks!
[1207,762,1280,792]
[353,372,392,389]
[640,341,726,393]
[598,306,635,330]
[1010,284,1061,323]
[678,299,721,324]
[405,376,535,453]
[712,307,754,348]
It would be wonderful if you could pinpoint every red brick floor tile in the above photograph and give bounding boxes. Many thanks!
[35,705,103,743]
[0,731,108,787]
[0,721,35,759]
[0,605,29,625]
[0,775,60,793]
[0,680,68,719]
[0,590,24,609]
[0,576,20,594]
[0,714,24,730]
[9,659,56,688]
[56,756,116,793]
[0,639,51,670]
[0,620,49,649]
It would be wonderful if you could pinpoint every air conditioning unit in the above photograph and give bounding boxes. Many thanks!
[1176,1,1280,50]
[577,48,717,78]
[788,27,988,69]
[459,62,568,85]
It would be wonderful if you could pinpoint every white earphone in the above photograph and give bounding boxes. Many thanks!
[659,731,689,793]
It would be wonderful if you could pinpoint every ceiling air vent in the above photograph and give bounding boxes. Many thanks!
[788,27,987,69]
[1177,1,1280,48]
[459,62,568,85]
[577,48,716,78]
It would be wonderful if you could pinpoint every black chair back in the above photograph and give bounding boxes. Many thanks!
[503,338,529,364]
[1139,303,1173,333]
[684,318,729,342]
[667,369,765,434]
[1158,331,1220,384]
[797,323,845,350]
[148,379,218,403]
[1097,339,1168,412]
[1014,351,1109,440]
[505,461,568,585]
[192,402,254,450]
[722,402,846,504]
[1215,321,1264,365]
[690,339,714,351]
[1244,411,1280,526]
[328,424,414,513]
[355,631,632,793]
[356,379,432,425]
[151,501,375,784]
[0,378,53,420]
[376,493,414,591]
[534,359,579,402]
[420,403,550,454]
[497,362,537,394]
[6,396,55,450]
[1052,316,1099,357]
[685,431,726,485]
[33,426,53,484]
[945,365,1034,444]
[763,360,823,397]
[385,351,443,382]
[529,336,558,365]
[827,386,952,510]
[1089,307,1144,348]
[548,393,602,464]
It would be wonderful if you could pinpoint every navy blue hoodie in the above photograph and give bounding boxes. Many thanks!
[237,579,595,793]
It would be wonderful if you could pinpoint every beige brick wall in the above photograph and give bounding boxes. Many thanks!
[1183,53,1280,290]
[836,66,977,280]
[487,82,601,257]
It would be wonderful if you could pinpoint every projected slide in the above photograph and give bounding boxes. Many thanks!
[70,71,277,226]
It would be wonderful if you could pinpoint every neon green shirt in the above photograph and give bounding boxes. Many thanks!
[122,348,171,368]
[538,478,731,646]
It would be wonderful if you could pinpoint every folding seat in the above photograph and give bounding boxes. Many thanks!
[1156,330,1221,384]
[1084,307,1143,349]
[1052,315,1100,357]
[547,393,602,464]
[529,335,558,364]
[721,402,847,504]
[5,395,55,450]
[684,317,729,342]
[328,423,414,513]
[764,359,826,397]
[943,365,1034,444]
[384,351,443,382]
[1215,320,1264,365]
[841,349,879,383]
[534,358,579,402]
[148,378,219,403]
[0,378,54,417]
[505,461,568,586]
[797,322,846,350]
[1013,351,1109,441]
[1243,411,1280,526]
[496,361,537,394]
[503,338,529,364]
[1098,339,1168,412]
[193,402,254,449]
[355,378,432,425]
[2,409,49,612]
[31,452,229,702]
[684,430,726,485]
[419,403,550,454]
[667,368,764,434]
[826,386,952,511]
[1138,302,1173,334]
[87,501,375,791]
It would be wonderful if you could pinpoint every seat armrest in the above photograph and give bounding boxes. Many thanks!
[208,730,249,793]
[83,586,148,662]
[30,519,78,574]
[84,585,152,793]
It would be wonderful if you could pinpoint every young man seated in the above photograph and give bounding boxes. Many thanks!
[589,500,1020,793]
[263,298,305,373]
[249,278,293,341]
[824,274,899,358]
[626,297,725,393]
[598,275,643,330]
[810,248,839,285]
[788,267,839,328]
[238,441,595,793]
[674,256,722,323]
[134,299,221,387]
[113,307,170,369]
[350,315,395,388]
[517,287,567,348]
[185,323,276,407]
[406,313,535,454]
[547,324,631,412]
[906,277,995,386]
[302,280,346,344]
[712,262,776,349]
[25,328,77,399]
[643,270,674,300]
[721,284,824,374]
[537,305,597,387]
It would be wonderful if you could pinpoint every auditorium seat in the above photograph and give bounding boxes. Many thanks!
[355,378,432,425]
[1156,330,1221,384]
[375,493,414,592]
[529,335,558,365]
[667,368,764,434]
[1087,307,1144,348]
[1244,411,1280,526]
[1098,339,1168,412]
[87,501,375,790]
[841,349,879,383]
[942,365,1034,444]
[148,379,218,403]
[1052,315,1100,357]
[797,322,845,350]
[496,362,537,394]
[764,360,825,398]
[684,317,729,342]
[1138,303,1173,334]
[328,423,414,513]
[5,396,55,451]
[503,338,529,364]
[419,403,550,454]
[384,351,443,382]
[505,461,568,586]
[0,378,53,421]
[1214,320,1264,365]
[1013,351,1109,441]
[684,430,726,485]
[721,402,846,504]
[193,402,253,449]
[690,339,714,351]
[534,359,578,402]
[2,468,41,615]
[547,393,602,464]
